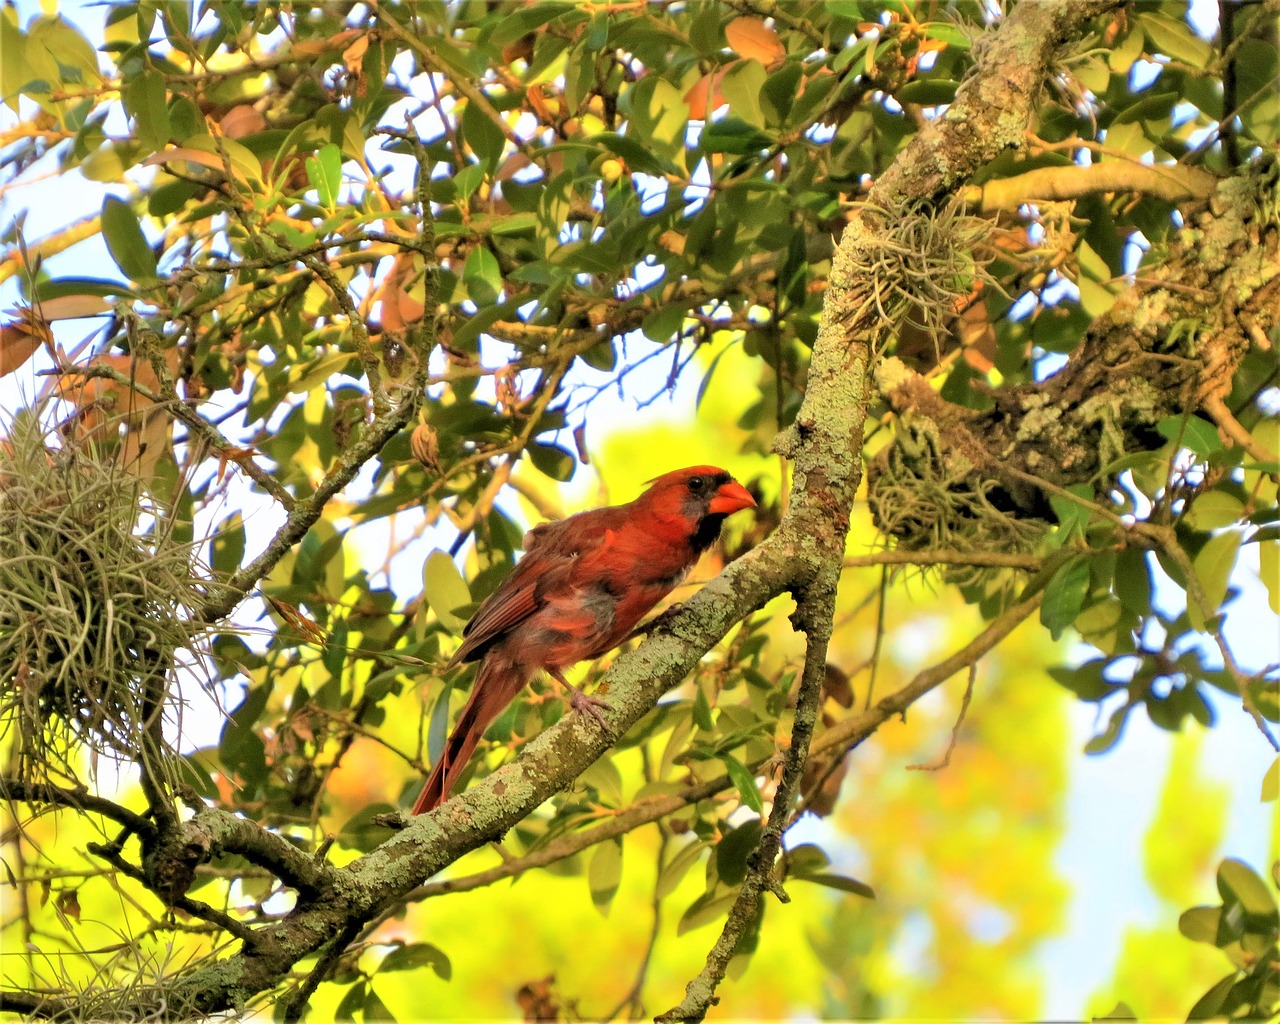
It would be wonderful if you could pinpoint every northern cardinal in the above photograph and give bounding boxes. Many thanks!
[411,466,756,814]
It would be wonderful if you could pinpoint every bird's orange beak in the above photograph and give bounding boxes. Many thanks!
[709,479,756,516]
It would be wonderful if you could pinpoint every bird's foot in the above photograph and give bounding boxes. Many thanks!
[569,686,611,732]
[547,668,613,736]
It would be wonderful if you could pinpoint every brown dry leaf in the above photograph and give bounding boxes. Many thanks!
[341,33,369,74]
[802,755,848,818]
[410,422,440,472]
[494,364,520,411]
[0,309,51,377]
[266,596,327,645]
[822,663,854,709]
[221,104,266,139]
[959,297,997,373]
[56,888,82,925]
[118,408,172,481]
[572,423,589,464]
[684,64,735,119]
[35,294,112,320]
[217,445,262,484]
[55,350,178,471]
[143,147,228,174]
[502,32,534,65]
[381,253,426,333]
[289,38,332,59]
[516,975,559,1022]
[657,229,686,255]
[725,17,786,67]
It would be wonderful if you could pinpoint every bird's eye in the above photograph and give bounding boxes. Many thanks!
[687,476,705,493]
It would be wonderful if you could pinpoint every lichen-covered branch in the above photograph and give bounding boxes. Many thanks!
[963,161,1217,211]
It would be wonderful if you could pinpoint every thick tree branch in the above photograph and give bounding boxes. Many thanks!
[962,161,1217,211]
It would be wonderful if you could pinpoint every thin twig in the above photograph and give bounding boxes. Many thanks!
[906,662,977,771]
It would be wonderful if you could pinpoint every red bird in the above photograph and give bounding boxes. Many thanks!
[412,466,756,814]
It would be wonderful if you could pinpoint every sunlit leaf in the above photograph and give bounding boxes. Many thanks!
[588,838,623,915]
[423,550,471,635]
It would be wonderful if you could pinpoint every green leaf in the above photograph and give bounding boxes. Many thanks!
[577,756,623,806]
[657,840,709,900]
[1041,556,1090,639]
[0,8,31,115]
[123,69,170,151]
[460,100,506,170]
[423,550,471,635]
[101,196,158,283]
[644,78,690,151]
[784,844,830,876]
[588,838,623,915]
[1048,661,1114,701]
[722,754,764,814]
[701,117,774,155]
[678,888,741,935]
[1217,858,1278,920]
[720,59,768,128]
[1049,484,1095,541]
[380,942,451,979]
[27,15,102,88]
[1114,547,1151,615]
[1077,277,1117,318]
[1178,905,1221,944]
[1083,705,1130,755]
[1259,540,1279,615]
[364,985,396,1022]
[587,131,671,175]
[920,22,972,49]
[31,276,129,302]
[334,981,367,1020]
[451,161,486,203]
[1185,974,1236,1021]
[1188,529,1241,632]
[692,682,714,731]
[1140,12,1214,66]
[427,681,452,768]
[528,442,575,482]
[1107,27,1145,74]
[489,2,577,46]
[1074,56,1109,95]
[1157,415,1221,460]
[211,512,245,576]
[305,142,342,209]
[792,872,876,900]
[895,79,959,106]
[463,245,502,305]
[1185,490,1245,531]
[715,817,762,886]
[641,303,687,345]
[1262,755,1279,802]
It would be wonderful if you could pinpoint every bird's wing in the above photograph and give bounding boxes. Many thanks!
[446,508,621,666]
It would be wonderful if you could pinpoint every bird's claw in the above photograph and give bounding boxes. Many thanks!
[570,687,612,733]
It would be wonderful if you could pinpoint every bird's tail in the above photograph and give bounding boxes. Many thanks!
[411,656,527,815]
